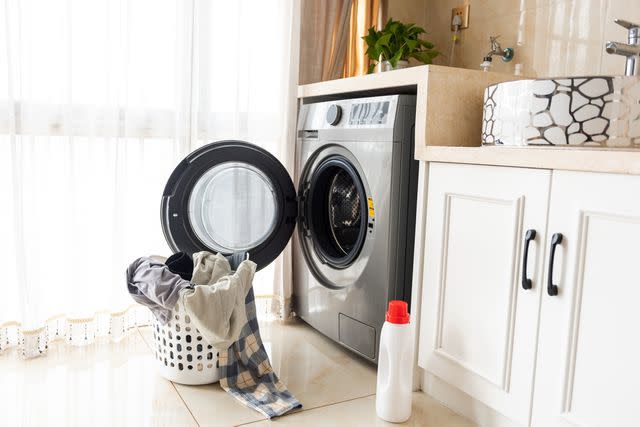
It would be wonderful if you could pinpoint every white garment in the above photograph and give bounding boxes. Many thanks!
[182,254,257,351]
[192,252,233,286]
[0,0,299,356]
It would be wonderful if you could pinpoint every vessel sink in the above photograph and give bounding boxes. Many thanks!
[482,76,640,148]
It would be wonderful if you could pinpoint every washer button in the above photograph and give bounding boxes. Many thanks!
[326,104,342,126]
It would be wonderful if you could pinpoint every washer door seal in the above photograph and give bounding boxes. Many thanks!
[161,140,297,271]
[305,155,368,268]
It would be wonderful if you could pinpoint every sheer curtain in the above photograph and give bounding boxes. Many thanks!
[0,0,300,358]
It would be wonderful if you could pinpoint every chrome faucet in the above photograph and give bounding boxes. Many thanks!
[480,36,514,71]
[605,19,640,76]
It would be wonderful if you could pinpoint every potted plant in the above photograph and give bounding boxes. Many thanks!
[363,19,439,72]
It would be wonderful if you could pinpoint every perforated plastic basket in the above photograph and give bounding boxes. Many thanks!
[152,299,220,385]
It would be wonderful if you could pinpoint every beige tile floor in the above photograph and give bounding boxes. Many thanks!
[0,319,475,427]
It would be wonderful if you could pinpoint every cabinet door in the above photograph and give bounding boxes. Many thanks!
[419,163,551,425]
[532,171,640,427]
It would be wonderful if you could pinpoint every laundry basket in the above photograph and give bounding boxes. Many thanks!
[152,299,220,385]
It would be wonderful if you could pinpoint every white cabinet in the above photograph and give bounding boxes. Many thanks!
[532,171,640,427]
[418,164,640,427]
[418,163,551,425]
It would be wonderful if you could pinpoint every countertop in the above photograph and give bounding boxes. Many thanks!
[298,66,640,176]
[422,145,640,176]
[298,65,518,160]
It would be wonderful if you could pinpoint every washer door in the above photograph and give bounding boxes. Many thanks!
[161,140,297,271]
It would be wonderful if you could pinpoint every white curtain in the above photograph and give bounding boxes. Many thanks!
[0,0,300,358]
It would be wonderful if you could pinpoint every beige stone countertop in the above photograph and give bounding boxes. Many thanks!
[421,145,640,176]
[298,65,518,160]
[298,67,640,176]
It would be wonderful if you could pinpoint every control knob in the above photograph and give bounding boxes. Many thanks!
[326,104,342,126]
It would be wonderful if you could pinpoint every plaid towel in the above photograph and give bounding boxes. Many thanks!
[219,287,302,418]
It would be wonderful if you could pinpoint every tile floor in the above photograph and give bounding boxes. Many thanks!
[0,319,475,427]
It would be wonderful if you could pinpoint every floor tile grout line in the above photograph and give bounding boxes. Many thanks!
[233,393,377,426]
[136,327,201,427]
[170,380,202,427]
[137,323,379,426]
[136,326,153,351]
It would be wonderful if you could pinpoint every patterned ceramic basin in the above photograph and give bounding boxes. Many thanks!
[482,76,640,147]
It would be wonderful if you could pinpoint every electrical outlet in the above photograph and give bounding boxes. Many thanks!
[451,5,470,31]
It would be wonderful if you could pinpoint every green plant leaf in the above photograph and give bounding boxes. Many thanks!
[411,49,440,64]
[376,33,392,47]
[388,21,400,35]
[389,49,403,67]
[368,63,376,74]
[418,39,435,49]
[363,26,384,60]
[365,47,378,60]
[406,39,419,51]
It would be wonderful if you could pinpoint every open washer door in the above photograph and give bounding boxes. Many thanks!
[161,140,297,271]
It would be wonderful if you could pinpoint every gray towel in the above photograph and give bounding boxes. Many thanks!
[126,257,192,324]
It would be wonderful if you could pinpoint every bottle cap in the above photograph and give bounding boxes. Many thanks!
[385,300,410,324]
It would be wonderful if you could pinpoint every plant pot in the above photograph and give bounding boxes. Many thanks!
[381,60,409,72]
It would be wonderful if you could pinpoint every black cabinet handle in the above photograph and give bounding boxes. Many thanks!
[521,229,536,290]
[547,233,563,296]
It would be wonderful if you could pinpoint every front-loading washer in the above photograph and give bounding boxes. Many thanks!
[293,94,418,363]
[159,94,417,364]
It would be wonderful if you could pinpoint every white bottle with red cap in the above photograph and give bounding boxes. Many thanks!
[376,300,413,423]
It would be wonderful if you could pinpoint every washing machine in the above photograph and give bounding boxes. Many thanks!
[293,94,418,363]
[159,94,417,364]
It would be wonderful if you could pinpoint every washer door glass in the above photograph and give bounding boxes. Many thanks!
[306,156,368,268]
[161,140,297,271]
[188,162,278,252]
[327,169,362,255]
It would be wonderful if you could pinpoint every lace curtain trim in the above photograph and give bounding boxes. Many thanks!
[1,295,293,360]
[0,305,153,359]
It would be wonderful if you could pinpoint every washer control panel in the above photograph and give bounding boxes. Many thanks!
[297,94,412,132]
[348,101,390,125]
[297,94,416,136]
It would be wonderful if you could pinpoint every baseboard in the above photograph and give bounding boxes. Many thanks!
[421,370,524,427]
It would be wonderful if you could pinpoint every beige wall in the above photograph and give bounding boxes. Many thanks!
[423,0,640,77]
[385,0,429,28]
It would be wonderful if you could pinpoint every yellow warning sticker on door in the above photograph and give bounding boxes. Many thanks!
[367,197,375,218]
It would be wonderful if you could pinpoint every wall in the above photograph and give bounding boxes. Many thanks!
[385,0,429,28]
[424,0,640,77]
